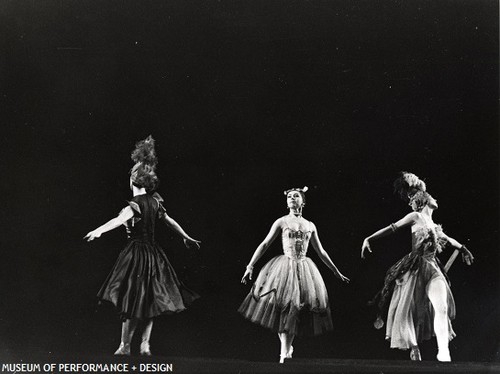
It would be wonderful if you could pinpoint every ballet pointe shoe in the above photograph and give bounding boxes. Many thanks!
[279,346,294,363]
[410,346,421,361]
[287,346,294,359]
[437,349,451,362]
[140,341,152,356]
[114,342,131,356]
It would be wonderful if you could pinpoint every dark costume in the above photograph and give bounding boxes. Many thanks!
[97,193,199,320]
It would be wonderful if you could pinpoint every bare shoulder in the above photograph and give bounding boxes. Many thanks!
[277,216,288,223]
[304,218,316,232]
[273,216,287,228]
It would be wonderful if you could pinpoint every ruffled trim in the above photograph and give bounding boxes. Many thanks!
[152,192,164,203]
[127,200,141,214]
[152,192,166,217]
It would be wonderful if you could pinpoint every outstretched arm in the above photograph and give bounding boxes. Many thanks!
[310,223,349,283]
[160,212,201,250]
[241,218,282,284]
[361,212,419,259]
[84,206,135,241]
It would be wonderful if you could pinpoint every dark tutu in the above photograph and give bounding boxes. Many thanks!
[371,225,455,349]
[97,240,199,320]
[97,193,199,320]
[239,254,333,336]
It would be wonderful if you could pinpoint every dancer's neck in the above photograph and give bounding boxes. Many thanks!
[420,206,434,223]
[133,186,147,196]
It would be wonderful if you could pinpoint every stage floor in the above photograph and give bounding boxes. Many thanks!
[0,353,498,373]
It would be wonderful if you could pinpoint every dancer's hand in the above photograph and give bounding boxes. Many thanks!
[184,238,201,250]
[461,247,474,266]
[361,238,371,259]
[335,270,350,283]
[84,230,101,241]
[241,266,253,284]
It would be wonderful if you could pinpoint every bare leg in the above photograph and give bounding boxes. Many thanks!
[115,319,138,355]
[140,319,154,356]
[427,278,451,362]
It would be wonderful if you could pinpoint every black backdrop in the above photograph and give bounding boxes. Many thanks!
[0,0,498,364]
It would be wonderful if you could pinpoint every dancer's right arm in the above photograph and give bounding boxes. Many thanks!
[241,218,282,284]
[361,212,419,259]
[84,206,135,241]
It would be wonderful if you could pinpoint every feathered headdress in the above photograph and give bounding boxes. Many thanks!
[130,135,159,192]
[393,172,426,202]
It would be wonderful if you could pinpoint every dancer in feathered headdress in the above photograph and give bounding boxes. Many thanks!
[393,171,427,202]
[84,135,201,356]
[239,187,349,363]
[361,172,474,362]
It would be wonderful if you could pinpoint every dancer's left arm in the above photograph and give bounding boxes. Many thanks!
[84,206,135,241]
[310,223,350,283]
[441,233,474,265]
[160,211,201,250]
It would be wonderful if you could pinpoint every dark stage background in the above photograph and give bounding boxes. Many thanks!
[0,0,498,365]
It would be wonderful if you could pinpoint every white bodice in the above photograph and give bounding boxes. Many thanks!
[282,227,312,260]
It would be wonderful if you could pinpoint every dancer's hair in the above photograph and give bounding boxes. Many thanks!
[408,190,434,212]
[130,135,159,192]
[284,186,308,205]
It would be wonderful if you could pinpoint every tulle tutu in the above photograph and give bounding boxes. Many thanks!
[239,255,333,336]
[97,239,199,320]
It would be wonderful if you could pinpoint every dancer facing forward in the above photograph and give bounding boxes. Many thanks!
[84,136,201,356]
[239,187,349,363]
[361,172,474,362]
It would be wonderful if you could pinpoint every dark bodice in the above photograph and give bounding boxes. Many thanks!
[124,193,165,244]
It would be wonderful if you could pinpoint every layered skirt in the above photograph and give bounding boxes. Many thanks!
[97,239,199,320]
[239,255,333,336]
[374,253,456,349]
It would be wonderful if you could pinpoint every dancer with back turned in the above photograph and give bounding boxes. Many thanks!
[84,136,201,356]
